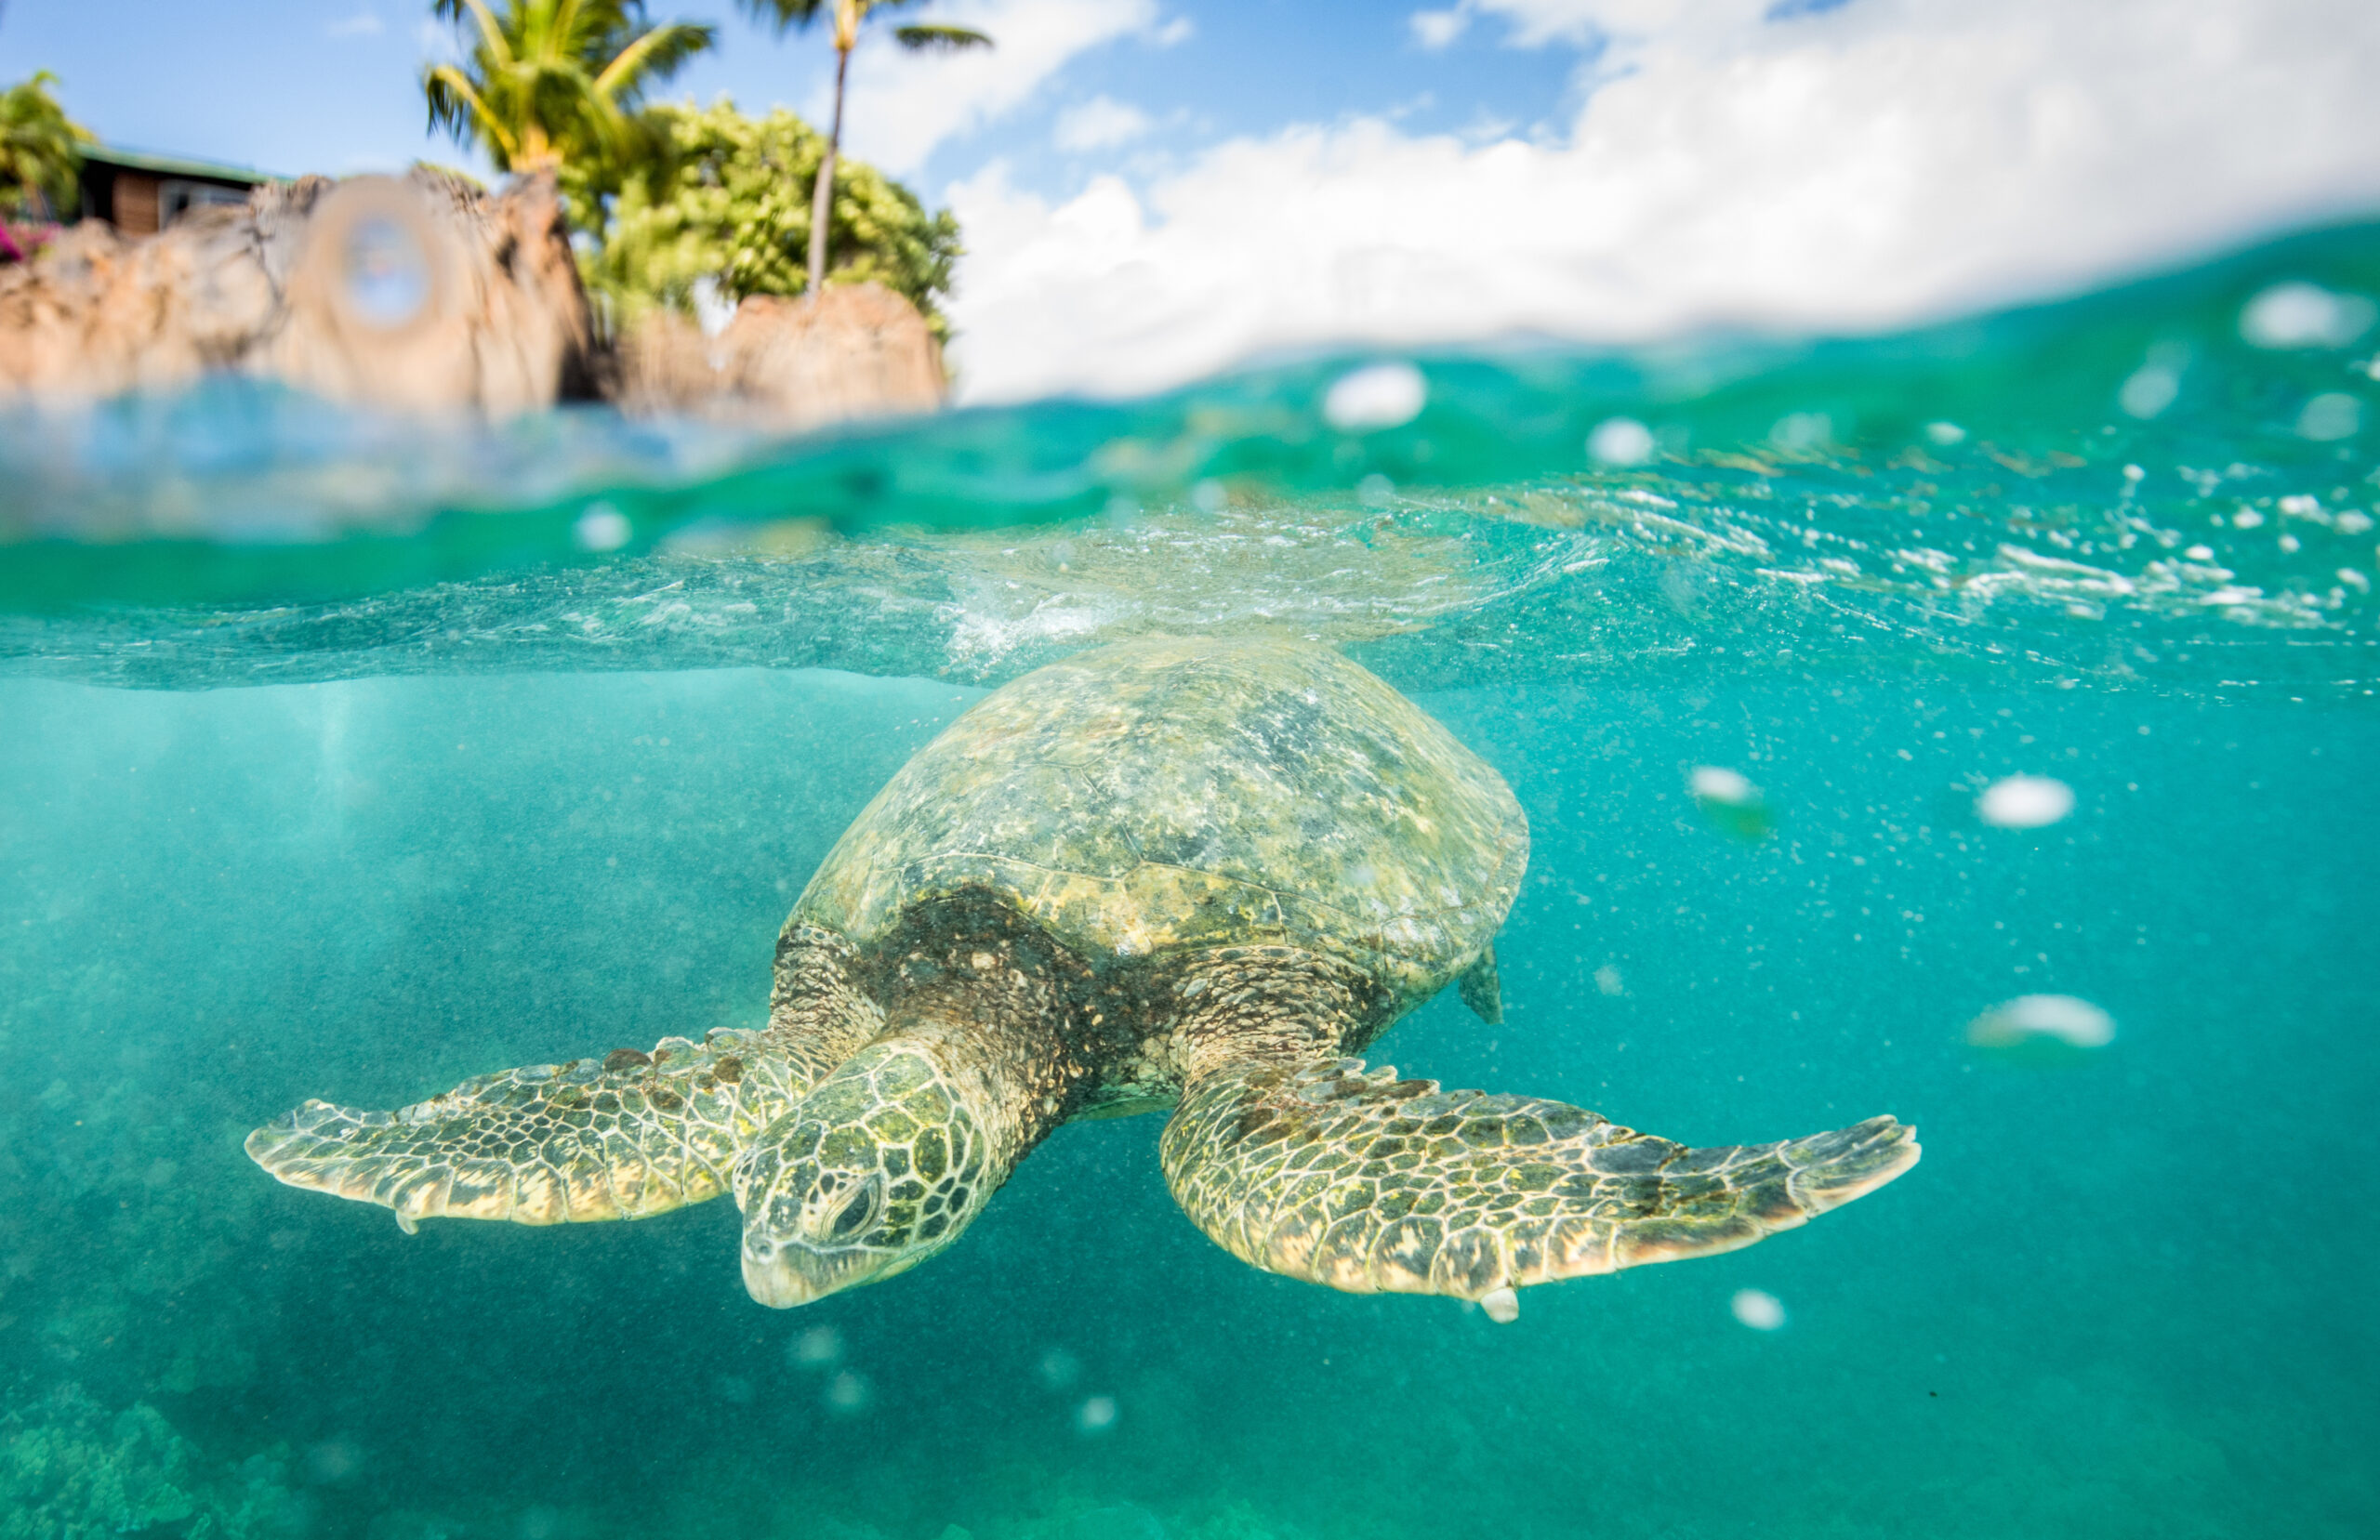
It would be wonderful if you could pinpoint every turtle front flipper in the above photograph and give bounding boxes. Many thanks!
[248,926,883,1232]
[246,1027,826,1231]
[1160,1058,1918,1316]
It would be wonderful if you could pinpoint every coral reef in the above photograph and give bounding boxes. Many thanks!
[0,1384,305,1540]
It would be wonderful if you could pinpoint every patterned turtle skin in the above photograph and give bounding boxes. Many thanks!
[247,638,1918,1319]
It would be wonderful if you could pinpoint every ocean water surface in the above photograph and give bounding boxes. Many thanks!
[2,221,2376,1540]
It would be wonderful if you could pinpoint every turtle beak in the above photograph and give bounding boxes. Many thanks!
[741,1234,881,1309]
[740,1172,890,1308]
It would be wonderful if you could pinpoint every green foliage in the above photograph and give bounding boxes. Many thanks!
[421,0,714,177]
[579,99,959,335]
[0,70,91,220]
[734,0,991,291]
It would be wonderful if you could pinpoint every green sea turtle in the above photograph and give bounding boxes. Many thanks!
[248,638,1917,1319]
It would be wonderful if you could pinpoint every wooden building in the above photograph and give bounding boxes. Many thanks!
[77,146,274,237]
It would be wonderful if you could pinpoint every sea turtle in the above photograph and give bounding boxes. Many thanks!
[248,638,1917,1319]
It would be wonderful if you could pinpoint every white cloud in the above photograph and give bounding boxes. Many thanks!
[327,10,385,38]
[1465,0,1769,50]
[1150,15,1195,46]
[835,0,1164,175]
[1054,95,1155,152]
[944,0,2380,403]
[1410,7,1472,49]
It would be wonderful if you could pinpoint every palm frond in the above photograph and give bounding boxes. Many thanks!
[422,63,519,165]
[449,0,519,64]
[736,0,826,33]
[592,20,718,99]
[893,23,992,51]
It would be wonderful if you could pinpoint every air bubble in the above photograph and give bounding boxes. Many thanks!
[2296,393,2363,442]
[1322,362,1426,432]
[1038,1348,1081,1389]
[573,504,632,552]
[1977,774,2073,828]
[2240,283,2376,349]
[826,1370,872,1413]
[1588,417,1655,466]
[1966,994,2116,1051]
[1731,1289,1786,1331]
[789,1324,843,1369]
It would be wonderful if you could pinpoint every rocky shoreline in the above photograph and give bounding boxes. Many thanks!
[0,167,946,429]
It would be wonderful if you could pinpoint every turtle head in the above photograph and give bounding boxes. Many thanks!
[734,1040,992,1309]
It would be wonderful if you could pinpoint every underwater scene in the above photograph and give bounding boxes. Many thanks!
[4,221,2378,1540]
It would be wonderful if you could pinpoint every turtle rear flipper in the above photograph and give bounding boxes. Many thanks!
[247,1029,811,1231]
[1161,1058,1917,1311]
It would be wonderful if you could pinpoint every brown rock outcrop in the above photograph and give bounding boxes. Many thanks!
[0,169,595,415]
[615,282,946,430]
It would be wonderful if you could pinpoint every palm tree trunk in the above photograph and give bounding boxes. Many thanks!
[806,42,850,300]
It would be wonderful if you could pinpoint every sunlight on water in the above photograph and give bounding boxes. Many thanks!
[0,221,2375,1540]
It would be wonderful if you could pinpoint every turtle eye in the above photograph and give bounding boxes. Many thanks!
[826,1176,879,1240]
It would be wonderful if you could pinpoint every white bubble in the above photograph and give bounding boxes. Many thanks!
[1966,994,2116,1050]
[2118,364,2179,420]
[1479,1286,1519,1323]
[1690,765,1759,806]
[1731,1289,1786,1331]
[2241,283,2376,349]
[1593,964,1625,997]
[1322,362,1426,432]
[1924,421,1966,446]
[1038,1348,1081,1389]
[1075,1394,1119,1433]
[1770,413,1831,451]
[2184,545,2215,561]
[826,1370,872,1414]
[1190,478,1226,513]
[1356,472,1396,506]
[1588,417,1655,466]
[790,1324,843,1369]
[572,504,632,552]
[2297,392,2364,442]
[1977,774,2074,829]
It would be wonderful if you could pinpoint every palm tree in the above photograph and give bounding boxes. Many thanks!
[1,70,90,222]
[741,0,989,298]
[423,0,715,180]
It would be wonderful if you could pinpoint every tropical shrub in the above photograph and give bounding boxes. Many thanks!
[578,98,959,336]
[1,71,90,223]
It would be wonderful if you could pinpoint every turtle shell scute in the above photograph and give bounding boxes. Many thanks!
[793,638,1526,1013]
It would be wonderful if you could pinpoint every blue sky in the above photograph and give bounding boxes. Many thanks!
[7,0,2378,402]
[0,0,1579,193]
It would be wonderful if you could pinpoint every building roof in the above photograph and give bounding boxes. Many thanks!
[82,143,280,186]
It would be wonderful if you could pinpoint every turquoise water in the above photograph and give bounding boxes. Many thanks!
[3,222,2377,1540]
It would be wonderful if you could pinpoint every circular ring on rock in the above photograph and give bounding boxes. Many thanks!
[288,177,457,342]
